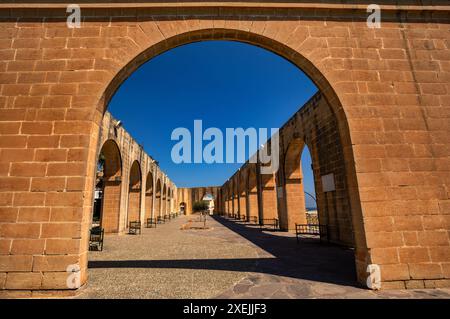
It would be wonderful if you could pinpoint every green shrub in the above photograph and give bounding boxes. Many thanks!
[192,200,208,212]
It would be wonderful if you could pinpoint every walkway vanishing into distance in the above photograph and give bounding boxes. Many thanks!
[79,215,450,299]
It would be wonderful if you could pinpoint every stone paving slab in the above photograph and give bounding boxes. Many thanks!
[77,215,450,299]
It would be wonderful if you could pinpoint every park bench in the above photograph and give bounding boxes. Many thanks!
[89,226,104,251]
[247,216,258,224]
[157,216,165,224]
[146,218,157,228]
[259,218,279,230]
[164,214,170,222]
[239,215,247,222]
[295,224,328,244]
[128,221,141,235]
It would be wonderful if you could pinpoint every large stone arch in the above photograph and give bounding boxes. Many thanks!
[2,4,448,294]
[88,26,362,286]
[92,26,363,245]
[96,139,122,233]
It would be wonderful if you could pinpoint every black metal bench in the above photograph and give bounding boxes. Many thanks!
[295,224,328,243]
[89,226,104,251]
[247,216,258,224]
[259,218,279,230]
[164,214,170,222]
[146,218,157,228]
[128,221,141,234]
[239,215,247,222]
[157,216,164,224]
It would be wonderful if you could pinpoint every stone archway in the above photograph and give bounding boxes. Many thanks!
[90,27,366,289]
[179,202,186,215]
[283,139,308,231]
[161,184,167,217]
[167,188,170,214]
[145,172,154,222]
[96,139,122,233]
[127,161,142,225]
[2,4,448,294]
[154,179,162,219]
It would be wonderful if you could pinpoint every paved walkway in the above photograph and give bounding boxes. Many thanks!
[77,215,450,299]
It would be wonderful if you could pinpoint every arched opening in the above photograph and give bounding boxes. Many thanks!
[145,172,154,222]
[301,146,318,225]
[283,139,308,230]
[86,28,365,291]
[167,188,172,214]
[127,160,142,226]
[93,139,122,233]
[202,193,215,215]
[162,184,167,217]
[179,202,186,215]
[154,179,161,217]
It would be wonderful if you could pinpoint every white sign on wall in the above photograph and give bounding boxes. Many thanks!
[321,173,335,192]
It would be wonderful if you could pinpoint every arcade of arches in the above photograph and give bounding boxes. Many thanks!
[0,1,449,296]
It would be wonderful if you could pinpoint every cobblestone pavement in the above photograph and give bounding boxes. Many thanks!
[77,215,450,299]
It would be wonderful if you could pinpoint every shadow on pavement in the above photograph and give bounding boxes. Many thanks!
[89,215,360,288]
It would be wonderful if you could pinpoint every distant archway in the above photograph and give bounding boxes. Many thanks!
[162,184,167,216]
[155,179,162,217]
[179,202,186,215]
[283,139,308,230]
[127,160,142,225]
[145,172,154,222]
[94,139,122,233]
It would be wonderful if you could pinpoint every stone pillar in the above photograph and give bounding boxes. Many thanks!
[127,188,141,224]
[261,180,278,220]
[284,176,307,231]
[101,180,121,233]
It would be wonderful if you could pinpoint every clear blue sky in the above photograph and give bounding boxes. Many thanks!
[109,40,318,207]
